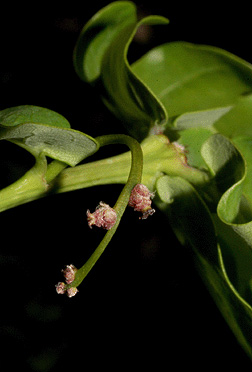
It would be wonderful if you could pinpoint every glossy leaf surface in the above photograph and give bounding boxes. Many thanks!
[133,42,252,119]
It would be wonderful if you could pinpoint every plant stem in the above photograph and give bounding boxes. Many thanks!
[45,160,68,183]
[0,134,209,213]
[0,155,48,212]
[50,134,209,195]
[69,134,143,288]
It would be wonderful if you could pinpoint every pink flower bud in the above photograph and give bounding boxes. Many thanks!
[67,287,78,298]
[128,184,155,219]
[55,282,66,294]
[62,264,77,284]
[87,202,117,230]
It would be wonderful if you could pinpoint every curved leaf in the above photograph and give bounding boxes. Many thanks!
[0,124,98,167]
[200,133,252,308]
[0,105,70,128]
[232,136,252,208]
[155,175,252,360]
[73,1,168,140]
[0,106,99,166]
[201,133,252,226]
[132,41,252,121]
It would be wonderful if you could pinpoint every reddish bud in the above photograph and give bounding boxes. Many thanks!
[67,287,78,298]
[128,184,155,219]
[56,282,66,295]
[62,264,77,284]
[87,202,117,230]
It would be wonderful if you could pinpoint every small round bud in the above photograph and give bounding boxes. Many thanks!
[56,282,66,294]
[87,202,117,230]
[62,264,77,284]
[128,184,155,219]
[67,287,78,298]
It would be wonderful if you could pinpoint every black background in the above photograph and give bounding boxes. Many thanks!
[0,1,251,370]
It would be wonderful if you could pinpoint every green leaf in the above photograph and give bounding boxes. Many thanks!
[0,105,70,128]
[174,106,233,131]
[214,95,252,139]
[0,106,99,166]
[174,96,252,171]
[155,135,252,359]
[132,41,252,120]
[232,136,252,208]
[176,128,214,169]
[203,135,252,251]
[155,175,252,360]
[73,1,168,140]
[201,133,252,222]
[156,175,218,262]
[201,134,245,192]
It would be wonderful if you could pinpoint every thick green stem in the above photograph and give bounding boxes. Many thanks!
[50,134,209,195]
[45,160,68,184]
[70,134,143,288]
[0,155,48,212]
[0,134,209,213]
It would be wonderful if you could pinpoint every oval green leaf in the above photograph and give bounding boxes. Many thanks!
[0,105,99,166]
[0,105,71,128]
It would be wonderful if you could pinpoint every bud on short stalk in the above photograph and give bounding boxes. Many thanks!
[128,184,155,219]
[56,282,66,294]
[62,264,77,284]
[87,202,117,230]
[66,287,78,298]
[56,264,78,298]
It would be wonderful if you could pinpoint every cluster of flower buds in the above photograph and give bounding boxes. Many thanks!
[128,183,155,219]
[56,185,155,298]
[87,202,117,230]
[55,264,78,298]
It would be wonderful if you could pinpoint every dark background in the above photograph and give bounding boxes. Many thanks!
[0,1,251,370]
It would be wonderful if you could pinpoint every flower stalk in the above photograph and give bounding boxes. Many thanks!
[64,134,144,291]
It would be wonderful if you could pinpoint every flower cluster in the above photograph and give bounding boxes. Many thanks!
[128,184,155,219]
[56,185,155,298]
[55,264,78,298]
[87,202,117,230]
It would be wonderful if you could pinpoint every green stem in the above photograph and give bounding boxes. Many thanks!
[50,134,209,195]
[0,134,209,213]
[45,160,68,184]
[69,134,143,288]
[0,154,48,212]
